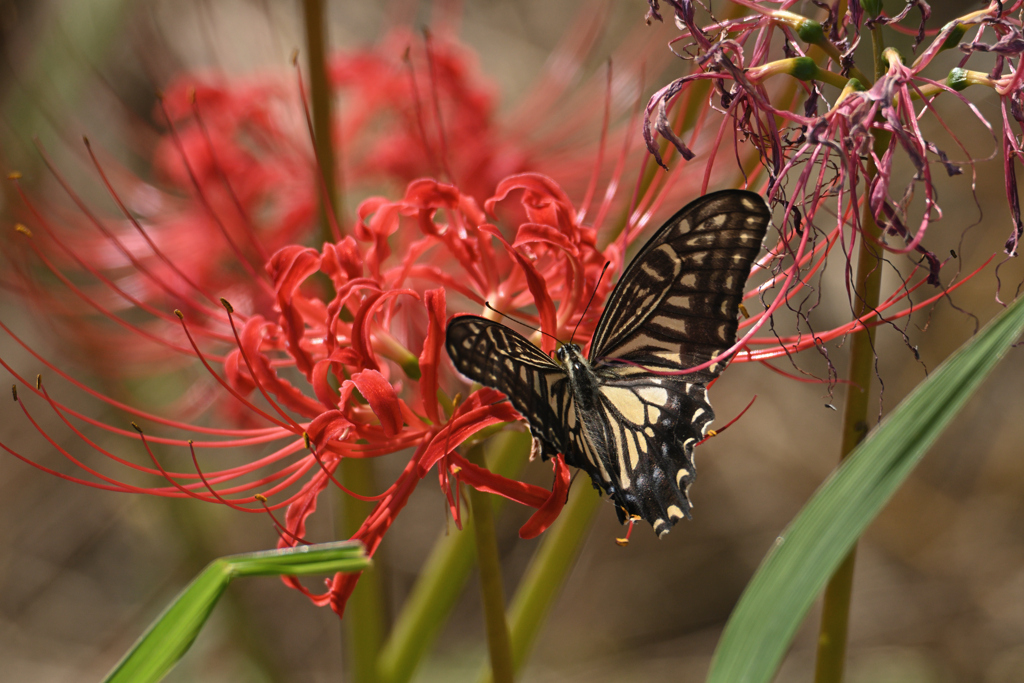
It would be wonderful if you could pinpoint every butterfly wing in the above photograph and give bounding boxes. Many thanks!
[581,190,770,535]
[445,315,574,459]
[589,372,713,536]
[589,189,770,380]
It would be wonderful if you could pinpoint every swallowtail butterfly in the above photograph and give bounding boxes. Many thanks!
[445,190,770,537]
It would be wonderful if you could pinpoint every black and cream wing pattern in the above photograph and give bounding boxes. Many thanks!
[446,190,770,537]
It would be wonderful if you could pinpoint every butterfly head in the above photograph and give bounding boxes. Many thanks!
[555,342,585,368]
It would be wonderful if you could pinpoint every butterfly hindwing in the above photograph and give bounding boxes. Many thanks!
[590,372,714,535]
[590,190,770,381]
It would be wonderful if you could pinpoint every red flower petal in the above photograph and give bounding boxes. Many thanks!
[479,225,558,351]
[518,455,570,539]
[418,288,446,424]
[348,369,403,437]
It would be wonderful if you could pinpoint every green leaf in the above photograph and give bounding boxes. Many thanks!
[708,294,1024,683]
[103,541,369,683]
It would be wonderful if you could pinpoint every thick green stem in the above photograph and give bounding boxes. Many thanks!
[479,478,602,683]
[338,459,387,683]
[302,0,342,242]
[467,445,516,683]
[813,22,890,683]
[301,4,379,680]
[377,431,530,683]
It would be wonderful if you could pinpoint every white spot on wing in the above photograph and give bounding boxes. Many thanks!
[638,386,669,405]
[667,504,684,521]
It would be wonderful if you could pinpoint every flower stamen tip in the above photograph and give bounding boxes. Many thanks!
[14,223,32,237]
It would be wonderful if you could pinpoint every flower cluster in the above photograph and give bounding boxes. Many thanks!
[647,0,1024,260]
[3,1,1010,619]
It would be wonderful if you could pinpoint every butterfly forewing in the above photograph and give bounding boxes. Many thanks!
[590,190,770,380]
[445,316,575,458]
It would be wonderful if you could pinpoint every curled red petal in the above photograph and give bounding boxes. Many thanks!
[418,288,446,424]
[321,236,364,286]
[238,316,324,417]
[267,245,323,376]
[311,357,341,408]
[306,409,353,448]
[349,369,403,437]
[479,224,558,350]
[267,245,321,300]
[485,173,575,223]
[448,452,548,508]
[518,455,570,539]
[513,222,580,255]
[420,400,521,472]
[350,288,420,371]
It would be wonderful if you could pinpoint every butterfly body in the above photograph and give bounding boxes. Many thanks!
[446,190,770,536]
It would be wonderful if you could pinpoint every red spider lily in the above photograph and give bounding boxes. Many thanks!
[2,2,1002,620]
[4,149,992,615]
[1,15,676,381]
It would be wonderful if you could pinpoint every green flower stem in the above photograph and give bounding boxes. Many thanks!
[480,477,603,683]
[302,0,342,242]
[300,3,379,680]
[337,458,388,683]
[466,443,516,683]
[813,24,891,683]
[377,430,530,683]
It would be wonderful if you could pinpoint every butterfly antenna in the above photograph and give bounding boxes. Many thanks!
[570,261,611,345]
[484,302,563,345]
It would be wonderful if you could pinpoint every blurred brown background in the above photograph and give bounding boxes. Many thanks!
[1,1,1022,681]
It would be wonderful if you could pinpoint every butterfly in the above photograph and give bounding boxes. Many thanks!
[445,190,770,537]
